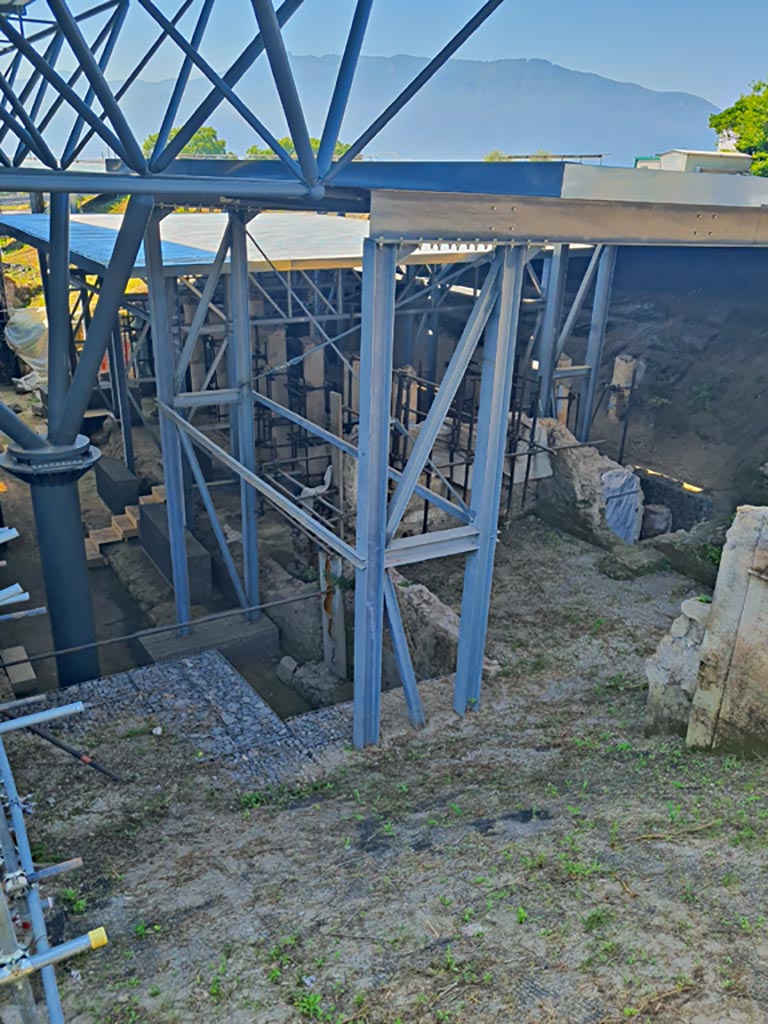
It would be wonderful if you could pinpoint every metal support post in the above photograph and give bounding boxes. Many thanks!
[54,194,152,446]
[537,243,569,418]
[145,212,192,631]
[46,193,70,439]
[319,553,347,679]
[353,239,397,748]
[228,210,260,614]
[454,245,525,714]
[0,437,100,686]
[576,245,617,442]
[108,318,135,474]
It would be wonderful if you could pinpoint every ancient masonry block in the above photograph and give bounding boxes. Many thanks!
[645,597,711,737]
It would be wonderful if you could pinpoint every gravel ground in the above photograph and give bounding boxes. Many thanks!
[3,519,768,1024]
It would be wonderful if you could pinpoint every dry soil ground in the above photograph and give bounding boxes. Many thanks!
[3,521,768,1024]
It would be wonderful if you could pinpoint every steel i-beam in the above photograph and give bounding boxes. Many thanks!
[353,239,397,748]
[454,244,526,714]
[576,245,617,441]
[0,436,100,685]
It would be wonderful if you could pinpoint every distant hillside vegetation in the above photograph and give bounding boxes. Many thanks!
[103,55,717,166]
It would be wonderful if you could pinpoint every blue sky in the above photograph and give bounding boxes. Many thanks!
[277,0,766,108]
[55,0,768,109]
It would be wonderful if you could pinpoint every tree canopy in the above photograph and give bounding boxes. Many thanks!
[709,81,768,176]
[245,137,352,160]
[141,126,235,159]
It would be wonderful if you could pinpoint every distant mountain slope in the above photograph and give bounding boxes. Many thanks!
[107,54,717,166]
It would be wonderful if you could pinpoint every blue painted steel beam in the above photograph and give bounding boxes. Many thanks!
[229,210,260,616]
[0,83,56,168]
[385,254,501,540]
[384,525,479,568]
[537,243,569,417]
[250,0,319,188]
[576,244,617,441]
[22,11,124,164]
[325,0,507,182]
[0,167,313,201]
[153,0,215,157]
[0,403,45,451]
[454,244,525,715]
[145,212,193,630]
[174,223,231,388]
[161,401,364,569]
[0,31,62,159]
[0,14,134,165]
[46,0,147,171]
[136,0,302,181]
[555,244,602,361]
[46,193,71,439]
[53,194,152,446]
[383,572,425,729]
[109,317,135,474]
[353,238,397,747]
[251,389,471,523]
[66,0,196,166]
[178,428,248,608]
[0,0,119,56]
[317,0,374,177]
[153,0,306,172]
[61,0,128,166]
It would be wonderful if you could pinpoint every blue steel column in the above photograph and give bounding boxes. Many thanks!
[537,243,569,418]
[454,245,526,715]
[228,210,260,616]
[353,238,397,748]
[108,317,135,474]
[576,245,617,442]
[145,211,191,630]
[46,192,71,439]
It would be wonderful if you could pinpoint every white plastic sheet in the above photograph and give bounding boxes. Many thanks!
[5,307,48,384]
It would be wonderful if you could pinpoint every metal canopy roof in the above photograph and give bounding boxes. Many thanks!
[0,209,490,276]
[370,165,768,247]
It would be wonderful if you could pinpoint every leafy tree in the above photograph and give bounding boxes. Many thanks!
[483,149,509,162]
[141,126,236,159]
[245,136,352,160]
[709,81,768,176]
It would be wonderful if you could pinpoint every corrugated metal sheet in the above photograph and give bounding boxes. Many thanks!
[0,211,371,274]
[0,210,487,275]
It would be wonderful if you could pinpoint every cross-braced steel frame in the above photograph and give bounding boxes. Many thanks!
[0,0,516,733]
[0,0,765,760]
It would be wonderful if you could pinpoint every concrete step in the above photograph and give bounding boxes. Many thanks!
[139,613,280,665]
[125,505,141,527]
[0,645,37,697]
[112,513,138,540]
[89,526,122,548]
[85,538,106,566]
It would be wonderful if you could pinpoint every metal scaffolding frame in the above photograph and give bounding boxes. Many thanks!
[0,0,767,754]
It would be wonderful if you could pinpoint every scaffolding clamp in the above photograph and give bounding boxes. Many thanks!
[3,868,29,898]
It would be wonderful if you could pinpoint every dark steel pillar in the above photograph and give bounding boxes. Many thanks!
[0,435,100,685]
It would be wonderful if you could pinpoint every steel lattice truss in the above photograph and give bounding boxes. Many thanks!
[0,0,503,195]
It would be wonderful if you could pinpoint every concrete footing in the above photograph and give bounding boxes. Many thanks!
[139,612,280,664]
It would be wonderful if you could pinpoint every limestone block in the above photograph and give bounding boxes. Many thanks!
[642,503,673,539]
[646,604,707,735]
[669,615,690,640]
[688,505,768,753]
[537,419,643,549]
[688,506,768,750]
[277,656,298,685]
[680,598,711,628]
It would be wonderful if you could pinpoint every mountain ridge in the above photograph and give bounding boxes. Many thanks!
[100,53,719,165]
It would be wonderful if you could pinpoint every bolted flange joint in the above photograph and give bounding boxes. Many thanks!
[0,435,100,487]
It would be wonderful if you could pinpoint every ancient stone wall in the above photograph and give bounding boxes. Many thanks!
[687,505,768,751]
